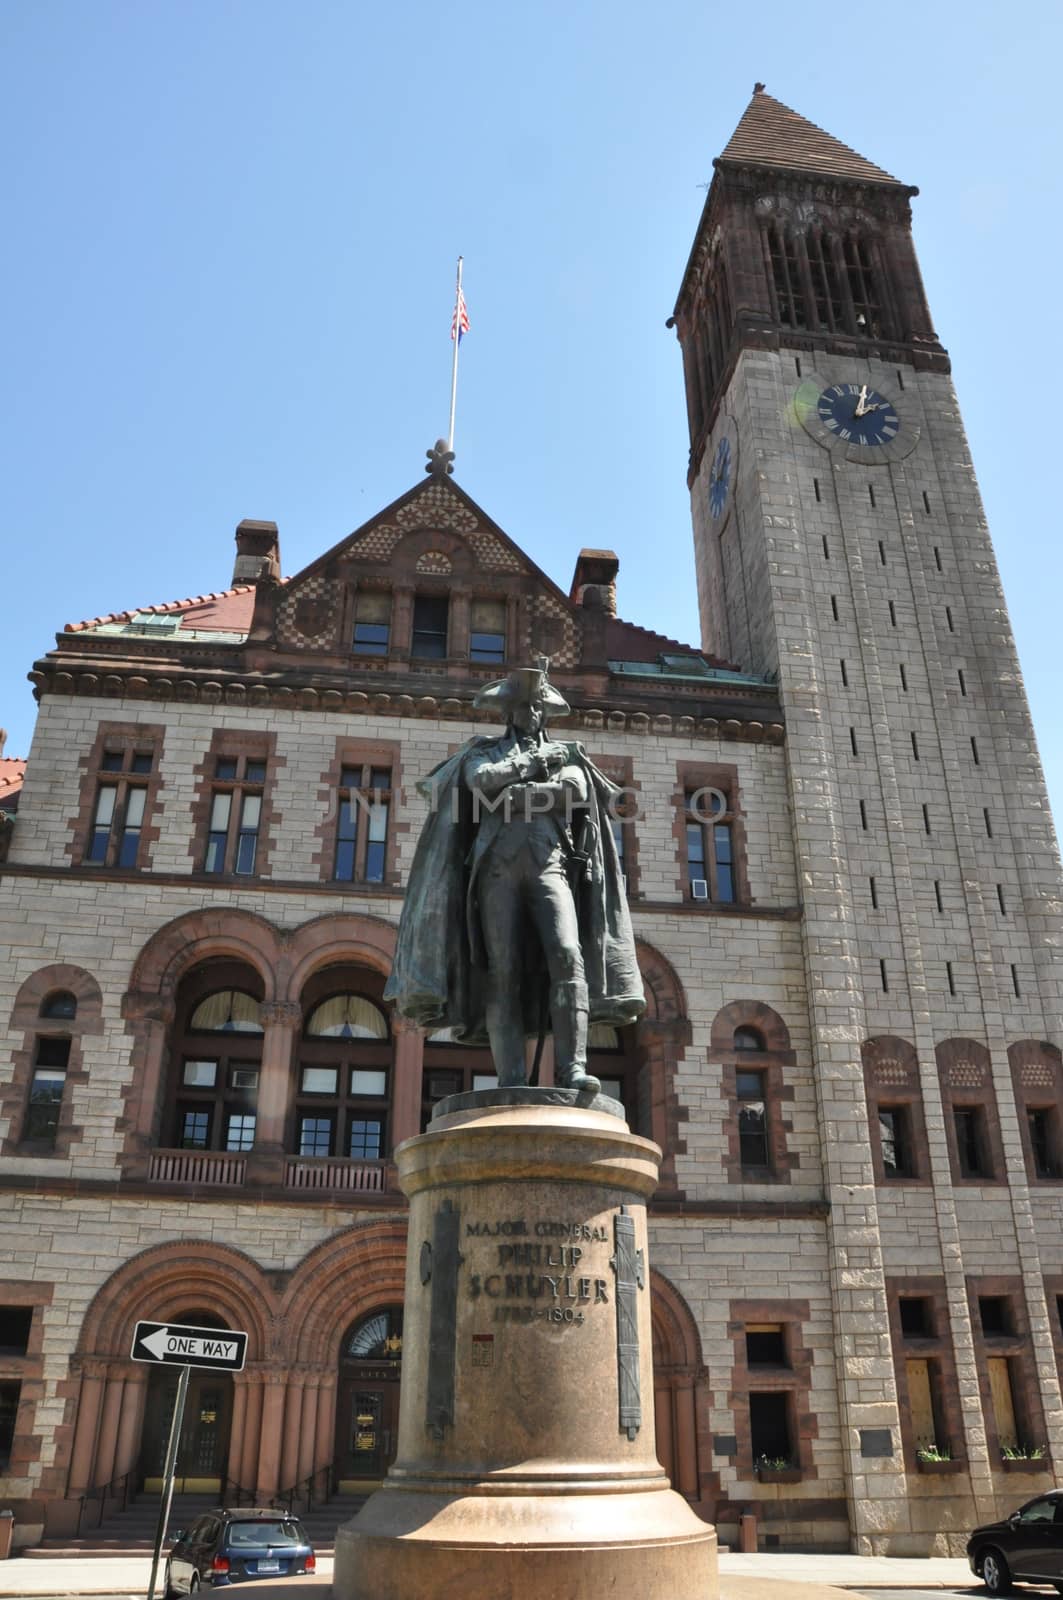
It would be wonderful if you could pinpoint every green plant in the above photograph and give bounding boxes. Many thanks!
[916,1443,952,1462]
[1001,1442,1046,1460]
[755,1455,795,1472]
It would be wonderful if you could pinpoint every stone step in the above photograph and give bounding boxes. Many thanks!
[25,1494,368,1558]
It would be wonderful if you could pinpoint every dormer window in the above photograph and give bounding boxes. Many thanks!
[412,595,448,660]
[470,599,506,664]
[353,591,391,656]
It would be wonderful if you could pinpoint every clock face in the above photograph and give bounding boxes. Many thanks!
[709,436,732,520]
[816,383,899,448]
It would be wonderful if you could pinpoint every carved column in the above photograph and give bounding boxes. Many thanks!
[114,1367,148,1482]
[315,1371,337,1487]
[449,590,470,658]
[68,1359,107,1495]
[234,1371,265,1493]
[94,1369,127,1488]
[391,587,414,659]
[280,1371,306,1490]
[227,1373,249,1493]
[119,993,176,1179]
[298,1373,321,1485]
[390,1017,424,1151]
[249,1002,302,1185]
[257,1375,287,1498]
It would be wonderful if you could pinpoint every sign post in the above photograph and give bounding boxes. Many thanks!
[131,1320,248,1600]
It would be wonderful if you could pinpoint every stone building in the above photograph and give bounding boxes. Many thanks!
[1,87,1061,1557]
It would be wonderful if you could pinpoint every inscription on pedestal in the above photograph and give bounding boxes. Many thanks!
[465,1216,612,1328]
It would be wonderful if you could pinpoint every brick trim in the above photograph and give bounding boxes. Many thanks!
[310,736,406,886]
[936,1038,1007,1187]
[1008,1040,1063,1186]
[711,1001,796,1185]
[673,760,750,906]
[885,1276,966,1468]
[862,1035,932,1186]
[187,729,284,879]
[966,1274,1050,1464]
[588,752,642,900]
[65,721,165,869]
[726,1298,817,1480]
[1,965,104,1158]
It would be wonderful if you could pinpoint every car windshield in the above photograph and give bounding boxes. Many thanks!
[226,1520,303,1548]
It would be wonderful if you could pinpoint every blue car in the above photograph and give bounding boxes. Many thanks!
[165,1507,316,1591]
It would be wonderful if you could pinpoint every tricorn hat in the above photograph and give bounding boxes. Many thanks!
[473,660,570,716]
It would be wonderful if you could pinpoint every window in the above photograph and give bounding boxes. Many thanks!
[352,590,391,656]
[685,787,736,903]
[734,1026,765,1051]
[294,988,391,1161]
[954,1106,989,1179]
[737,1069,769,1171]
[1010,1042,1063,1185]
[203,755,267,875]
[899,1298,931,1338]
[411,595,449,659]
[1028,1109,1060,1179]
[749,1392,792,1465]
[85,745,155,868]
[23,1037,71,1148]
[979,1296,1011,1338]
[421,1029,498,1129]
[40,991,76,1020]
[746,1324,787,1366]
[334,765,391,883]
[0,1382,20,1471]
[878,1106,913,1178]
[469,598,506,664]
[166,969,263,1154]
[0,1308,33,1356]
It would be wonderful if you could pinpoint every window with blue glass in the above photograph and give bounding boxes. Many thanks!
[684,786,737,904]
[469,598,506,664]
[294,990,391,1163]
[203,755,267,876]
[84,745,154,868]
[352,590,391,656]
[334,765,390,883]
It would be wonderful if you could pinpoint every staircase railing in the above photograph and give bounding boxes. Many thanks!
[273,1465,332,1514]
[75,1467,134,1537]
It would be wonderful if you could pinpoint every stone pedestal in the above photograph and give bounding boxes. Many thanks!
[334,1092,718,1600]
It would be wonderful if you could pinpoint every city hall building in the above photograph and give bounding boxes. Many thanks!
[2,88,1062,1556]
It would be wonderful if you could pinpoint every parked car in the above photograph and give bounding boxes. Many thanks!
[968,1489,1063,1594]
[165,1507,316,1592]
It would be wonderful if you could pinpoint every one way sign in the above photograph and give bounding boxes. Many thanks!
[131,1319,248,1372]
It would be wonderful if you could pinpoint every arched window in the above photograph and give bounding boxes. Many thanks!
[39,991,77,1021]
[734,1026,765,1051]
[166,964,265,1153]
[294,972,393,1163]
[346,1308,404,1362]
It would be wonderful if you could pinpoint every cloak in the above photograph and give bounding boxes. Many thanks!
[383,737,645,1041]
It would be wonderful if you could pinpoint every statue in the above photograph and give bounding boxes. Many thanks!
[384,661,645,1094]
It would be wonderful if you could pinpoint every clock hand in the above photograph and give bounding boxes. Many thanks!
[855,384,870,417]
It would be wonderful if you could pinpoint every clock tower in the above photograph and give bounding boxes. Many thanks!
[674,87,1063,1551]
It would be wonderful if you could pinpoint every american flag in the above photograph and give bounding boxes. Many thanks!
[451,287,470,343]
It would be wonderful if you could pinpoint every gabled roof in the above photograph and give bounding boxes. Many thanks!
[65,586,258,637]
[0,757,26,811]
[718,86,902,185]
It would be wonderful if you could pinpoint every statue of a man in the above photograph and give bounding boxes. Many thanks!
[384,662,644,1094]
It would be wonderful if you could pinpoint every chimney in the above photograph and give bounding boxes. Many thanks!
[569,549,619,617]
[0,729,6,757]
[232,520,281,588]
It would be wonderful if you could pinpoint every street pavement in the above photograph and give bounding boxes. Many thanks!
[0,1549,1000,1598]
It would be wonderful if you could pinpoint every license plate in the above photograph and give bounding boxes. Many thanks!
[257,1560,280,1573]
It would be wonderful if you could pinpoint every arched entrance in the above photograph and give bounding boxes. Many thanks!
[651,1269,712,1517]
[139,1312,233,1492]
[334,1307,403,1487]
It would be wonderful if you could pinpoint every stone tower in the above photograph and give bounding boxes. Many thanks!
[673,87,1063,1549]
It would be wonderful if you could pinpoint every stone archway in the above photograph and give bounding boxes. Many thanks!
[651,1267,715,1519]
[634,939,692,1195]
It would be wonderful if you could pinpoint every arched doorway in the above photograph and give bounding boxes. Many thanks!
[651,1270,711,1516]
[139,1311,233,1492]
[334,1307,403,1487]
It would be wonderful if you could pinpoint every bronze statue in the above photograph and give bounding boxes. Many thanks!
[385,661,644,1094]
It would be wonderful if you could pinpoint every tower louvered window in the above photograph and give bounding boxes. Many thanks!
[766,223,806,329]
[765,223,888,340]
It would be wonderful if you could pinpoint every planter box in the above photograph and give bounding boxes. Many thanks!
[1001,1456,1050,1473]
[756,1467,801,1484]
[916,1458,964,1475]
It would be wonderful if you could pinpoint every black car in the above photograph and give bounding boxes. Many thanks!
[165,1507,316,1592]
[968,1489,1063,1594]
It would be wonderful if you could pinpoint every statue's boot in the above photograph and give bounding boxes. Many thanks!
[485,984,528,1087]
[551,979,600,1095]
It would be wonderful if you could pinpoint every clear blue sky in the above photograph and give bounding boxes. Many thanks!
[3,1,1061,827]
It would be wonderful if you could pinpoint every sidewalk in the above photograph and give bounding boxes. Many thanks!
[0,1549,980,1596]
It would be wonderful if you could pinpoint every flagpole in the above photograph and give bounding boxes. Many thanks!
[447,256,463,451]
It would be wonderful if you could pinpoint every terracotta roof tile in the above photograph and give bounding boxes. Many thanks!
[64,585,261,635]
[719,87,901,185]
[0,757,26,809]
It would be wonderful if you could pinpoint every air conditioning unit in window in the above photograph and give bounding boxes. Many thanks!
[690,878,709,901]
[231,1068,260,1090]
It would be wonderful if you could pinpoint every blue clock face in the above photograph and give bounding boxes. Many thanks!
[709,436,732,519]
[817,383,899,447]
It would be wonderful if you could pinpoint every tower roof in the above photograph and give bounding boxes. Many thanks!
[718,85,903,185]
